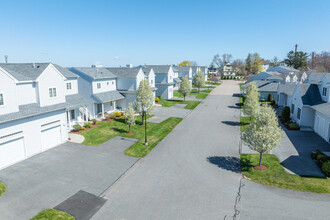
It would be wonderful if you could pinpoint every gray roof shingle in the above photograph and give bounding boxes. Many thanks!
[92,90,125,103]
[66,94,89,110]
[144,65,171,74]
[312,103,330,118]
[278,84,297,96]
[53,64,78,78]
[241,80,270,89]
[258,83,279,92]
[0,103,66,124]
[0,63,50,81]
[308,72,329,83]
[72,67,117,80]
[106,67,142,78]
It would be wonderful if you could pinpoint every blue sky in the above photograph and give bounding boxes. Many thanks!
[1,0,330,67]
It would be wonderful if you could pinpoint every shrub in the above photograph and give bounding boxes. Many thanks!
[288,122,300,130]
[312,149,322,159]
[268,94,273,102]
[260,99,265,102]
[322,161,330,176]
[155,97,160,102]
[81,127,85,130]
[73,124,81,132]
[242,95,247,102]
[84,122,92,128]
[281,106,291,123]
[115,112,122,117]
[158,95,162,100]
[316,154,330,165]
[110,113,116,119]
[92,119,97,125]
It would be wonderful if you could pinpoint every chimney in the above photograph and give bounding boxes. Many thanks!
[126,64,133,68]
[32,63,36,68]
[4,55,8,63]
[311,52,315,69]
[295,44,298,53]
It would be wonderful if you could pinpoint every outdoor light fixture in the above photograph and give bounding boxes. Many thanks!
[144,107,148,145]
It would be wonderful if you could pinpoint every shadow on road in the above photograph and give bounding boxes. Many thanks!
[207,156,242,173]
[221,121,241,126]
[227,103,242,109]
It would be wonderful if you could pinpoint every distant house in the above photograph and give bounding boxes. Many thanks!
[142,67,157,97]
[221,63,236,77]
[173,66,192,87]
[277,84,296,107]
[0,63,86,170]
[144,65,175,99]
[242,80,278,101]
[262,60,271,72]
[70,67,125,119]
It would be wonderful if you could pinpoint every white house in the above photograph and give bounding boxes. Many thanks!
[144,65,175,99]
[221,63,236,77]
[0,63,81,170]
[142,67,157,98]
[69,67,125,119]
[107,67,156,108]
[262,60,271,72]
[277,84,297,107]
[173,66,193,87]
[197,66,208,81]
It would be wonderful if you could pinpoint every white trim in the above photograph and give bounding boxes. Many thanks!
[0,92,5,107]
[0,66,18,82]
[36,63,67,82]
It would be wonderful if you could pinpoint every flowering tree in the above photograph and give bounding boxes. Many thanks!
[193,71,205,93]
[242,105,283,166]
[134,79,154,124]
[243,81,259,121]
[178,76,191,101]
[125,103,136,133]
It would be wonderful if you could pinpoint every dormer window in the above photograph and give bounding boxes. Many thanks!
[49,88,57,98]
[66,82,72,90]
[323,88,327,96]
[97,83,101,89]
[0,93,4,106]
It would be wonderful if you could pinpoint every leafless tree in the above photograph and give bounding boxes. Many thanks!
[231,59,245,75]
[309,51,330,72]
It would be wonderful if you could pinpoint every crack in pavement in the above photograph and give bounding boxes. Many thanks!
[232,177,245,220]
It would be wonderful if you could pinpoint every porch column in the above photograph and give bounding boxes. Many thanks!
[85,107,88,121]
[102,103,105,119]
[67,111,71,130]
[113,101,116,111]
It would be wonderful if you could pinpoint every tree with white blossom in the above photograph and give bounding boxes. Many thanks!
[243,81,260,121]
[242,105,283,166]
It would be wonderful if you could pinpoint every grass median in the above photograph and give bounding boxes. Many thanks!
[31,209,75,220]
[0,181,6,196]
[241,154,330,194]
[159,99,200,109]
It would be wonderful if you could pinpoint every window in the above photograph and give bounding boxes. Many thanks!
[66,82,72,90]
[70,110,76,120]
[323,87,327,96]
[97,83,101,89]
[49,88,57,98]
[292,104,295,114]
[0,93,4,106]
[297,108,301,120]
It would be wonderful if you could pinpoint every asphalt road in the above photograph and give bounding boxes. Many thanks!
[93,80,243,219]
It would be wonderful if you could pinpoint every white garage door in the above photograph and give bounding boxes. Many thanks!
[41,124,62,151]
[315,116,326,138]
[0,132,25,170]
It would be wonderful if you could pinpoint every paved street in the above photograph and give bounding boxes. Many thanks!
[147,104,192,123]
[93,80,243,219]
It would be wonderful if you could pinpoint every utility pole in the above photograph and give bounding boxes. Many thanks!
[295,44,298,54]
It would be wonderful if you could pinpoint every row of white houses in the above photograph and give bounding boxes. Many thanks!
[0,63,208,170]
[243,66,330,144]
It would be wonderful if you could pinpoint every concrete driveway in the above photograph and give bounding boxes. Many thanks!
[0,136,139,220]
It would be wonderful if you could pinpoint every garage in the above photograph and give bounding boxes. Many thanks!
[41,121,62,151]
[0,132,25,170]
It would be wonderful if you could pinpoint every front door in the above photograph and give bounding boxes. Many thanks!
[97,104,102,114]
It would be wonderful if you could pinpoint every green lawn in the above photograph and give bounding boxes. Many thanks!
[240,116,254,132]
[81,116,182,157]
[0,181,6,196]
[195,93,208,99]
[159,99,200,109]
[31,209,75,220]
[173,90,183,98]
[240,83,244,91]
[239,96,244,108]
[241,154,330,194]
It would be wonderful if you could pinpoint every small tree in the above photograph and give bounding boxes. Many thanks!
[134,79,154,124]
[281,106,291,123]
[193,71,205,93]
[242,105,283,166]
[125,103,136,133]
[178,76,191,101]
[243,81,260,121]
[268,93,273,102]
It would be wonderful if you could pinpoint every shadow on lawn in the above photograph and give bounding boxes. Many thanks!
[207,156,243,173]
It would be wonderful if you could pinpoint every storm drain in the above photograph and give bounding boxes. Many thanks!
[54,190,107,220]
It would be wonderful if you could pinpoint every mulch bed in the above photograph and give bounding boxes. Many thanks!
[126,132,134,135]
[70,123,100,134]
[253,165,268,171]
[279,118,300,130]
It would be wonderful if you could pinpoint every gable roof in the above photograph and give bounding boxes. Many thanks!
[173,66,191,72]
[241,80,270,89]
[258,83,279,92]
[106,67,142,79]
[298,84,324,106]
[92,90,125,103]
[0,63,50,81]
[66,94,89,110]
[278,84,297,96]
[144,65,171,74]
[72,67,117,80]
[53,64,78,78]
[267,66,299,74]
[308,72,329,83]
